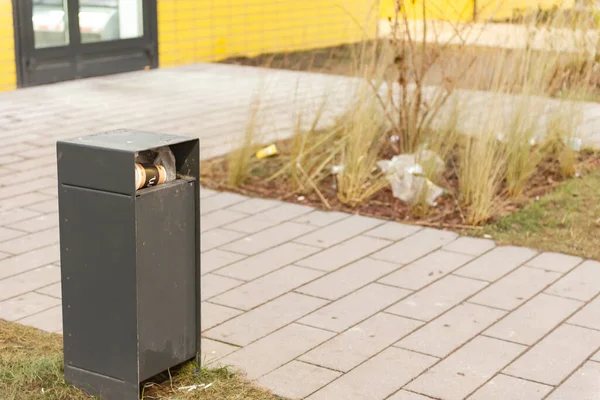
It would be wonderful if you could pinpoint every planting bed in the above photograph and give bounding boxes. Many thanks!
[200,136,600,230]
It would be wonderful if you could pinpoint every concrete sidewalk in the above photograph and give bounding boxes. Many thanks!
[378,20,600,55]
[1,64,600,399]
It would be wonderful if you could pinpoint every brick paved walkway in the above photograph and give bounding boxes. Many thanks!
[1,64,600,399]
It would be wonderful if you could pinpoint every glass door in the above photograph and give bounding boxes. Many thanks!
[14,0,157,87]
[32,0,71,49]
[79,0,144,43]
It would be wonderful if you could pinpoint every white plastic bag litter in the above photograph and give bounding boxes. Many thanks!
[377,150,445,206]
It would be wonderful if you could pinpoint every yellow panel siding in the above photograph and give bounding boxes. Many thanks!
[157,0,379,67]
[0,0,16,92]
[476,0,576,21]
[380,0,575,22]
[380,0,475,22]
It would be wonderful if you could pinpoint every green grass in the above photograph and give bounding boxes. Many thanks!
[0,320,278,400]
[479,169,600,260]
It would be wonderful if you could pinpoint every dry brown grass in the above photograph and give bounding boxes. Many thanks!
[336,88,390,206]
[457,133,506,225]
[227,91,265,188]
[0,320,277,400]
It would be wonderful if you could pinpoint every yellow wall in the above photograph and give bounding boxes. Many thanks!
[477,0,575,20]
[157,0,381,67]
[380,0,574,22]
[0,0,16,92]
[0,0,584,92]
[380,1,474,22]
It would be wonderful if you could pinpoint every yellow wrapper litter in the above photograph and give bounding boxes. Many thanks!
[256,144,278,159]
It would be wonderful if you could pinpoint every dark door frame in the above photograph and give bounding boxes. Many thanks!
[12,0,159,88]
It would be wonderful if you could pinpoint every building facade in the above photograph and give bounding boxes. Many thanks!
[0,0,572,93]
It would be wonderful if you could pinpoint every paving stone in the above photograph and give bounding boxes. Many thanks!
[293,210,349,227]
[504,324,600,385]
[299,283,412,332]
[294,215,384,248]
[258,361,341,399]
[545,260,600,301]
[0,244,59,280]
[0,193,52,212]
[396,303,505,358]
[455,246,538,282]
[7,212,58,233]
[26,199,58,214]
[205,292,327,346]
[0,226,26,243]
[221,222,316,255]
[386,275,488,321]
[591,350,600,362]
[526,252,583,273]
[200,228,246,252]
[210,266,323,310]
[379,250,473,291]
[307,347,437,400]
[199,187,218,199]
[364,221,422,241]
[0,208,40,226]
[0,142,36,156]
[300,312,422,372]
[546,361,600,400]
[442,236,496,256]
[226,198,281,214]
[217,242,321,281]
[388,391,435,400]
[0,227,59,255]
[0,154,24,165]
[38,186,58,197]
[568,295,600,330]
[200,192,247,215]
[201,302,243,332]
[484,293,583,346]
[201,338,240,365]
[371,228,459,265]
[0,177,56,200]
[200,274,244,301]
[220,323,335,380]
[297,257,401,300]
[12,166,53,190]
[406,336,525,400]
[469,374,552,400]
[0,134,41,148]
[200,249,246,275]
[200,209,248,233]
[469,266,562,311]
[0,265,61,301]
[0,292,61,321]
[295,235,391,272]
[6,155,56,172]
[19,145,56,159]
[35,282,61,299]
[224,203,314,233]
[18,305,62,333]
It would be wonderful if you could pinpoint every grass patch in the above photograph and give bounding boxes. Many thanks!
[0,320,277,400]
[480,168,600,260]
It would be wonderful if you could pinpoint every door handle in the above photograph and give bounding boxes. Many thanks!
[25,58,37,72]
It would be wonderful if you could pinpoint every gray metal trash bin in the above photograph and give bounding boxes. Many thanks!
[56,129,200,399]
